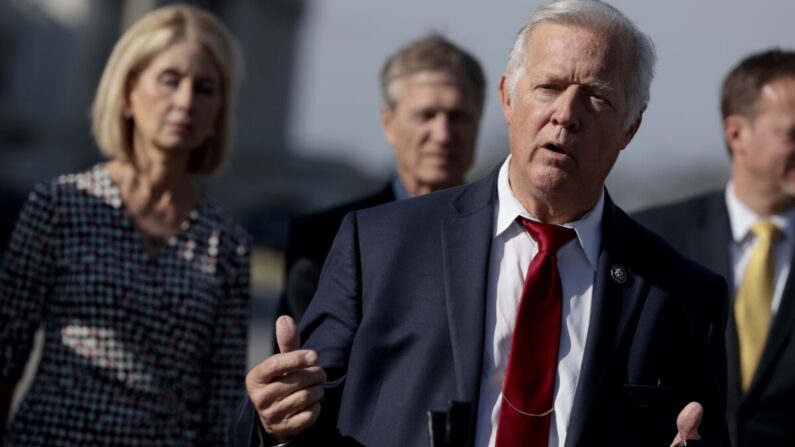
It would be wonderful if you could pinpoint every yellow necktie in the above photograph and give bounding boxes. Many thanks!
[735,220,781,391]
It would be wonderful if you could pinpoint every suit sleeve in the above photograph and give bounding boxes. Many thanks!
[291,211,365,444]
[299,211,363,378]
[228,212,363,446]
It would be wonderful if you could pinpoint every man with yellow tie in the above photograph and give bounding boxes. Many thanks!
[636,49,795,447]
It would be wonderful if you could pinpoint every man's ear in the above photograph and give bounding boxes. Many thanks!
[724,114,747,159]
[381,103,396,146]
[620,107,645,150]
[498,73,513,125]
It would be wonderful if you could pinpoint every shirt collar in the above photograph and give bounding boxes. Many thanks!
[495,154,603,271]
[725,180,795,242]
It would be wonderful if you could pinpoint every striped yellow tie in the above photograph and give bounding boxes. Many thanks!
[735,220,781,391]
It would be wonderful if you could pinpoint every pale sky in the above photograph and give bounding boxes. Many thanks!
[286,0,795,209]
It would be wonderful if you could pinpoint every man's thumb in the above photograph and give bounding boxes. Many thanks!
[676,401,703,441]
[276,315,301,354]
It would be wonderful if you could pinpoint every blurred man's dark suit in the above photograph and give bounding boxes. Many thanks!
[635,190,795,446]
[278,184,395,323]
[232,165,730,446]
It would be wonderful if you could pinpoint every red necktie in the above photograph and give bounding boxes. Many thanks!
[495,218,576,447]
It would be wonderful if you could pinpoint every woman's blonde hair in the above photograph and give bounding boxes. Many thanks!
[91,4,243,176]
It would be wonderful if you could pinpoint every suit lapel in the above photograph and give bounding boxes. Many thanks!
[696,193,746,405]
[745,241,795,398]
[440,168,498,405]
[565,196,648,447]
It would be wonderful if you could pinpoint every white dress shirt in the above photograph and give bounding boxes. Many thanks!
[725,182,795,315]
[474,155,603,447]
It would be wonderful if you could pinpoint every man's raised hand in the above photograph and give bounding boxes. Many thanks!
[246,316,326,443]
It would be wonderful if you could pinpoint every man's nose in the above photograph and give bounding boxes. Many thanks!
[550,88,581,132]
[429,114,452,144]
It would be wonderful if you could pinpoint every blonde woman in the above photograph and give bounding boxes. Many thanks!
[0,5,249,445]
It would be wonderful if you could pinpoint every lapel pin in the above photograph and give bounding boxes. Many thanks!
[610,265,627,284]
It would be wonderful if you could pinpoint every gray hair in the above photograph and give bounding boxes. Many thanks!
[505,0,656,127]
[381,34,486,111]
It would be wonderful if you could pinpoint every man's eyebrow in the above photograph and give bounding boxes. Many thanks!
[584,80,615,93]
[532,73,615,91]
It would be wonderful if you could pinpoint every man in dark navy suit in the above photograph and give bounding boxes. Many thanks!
[636,49,795,447]
[279,35,485,323]
[233,1,730,446]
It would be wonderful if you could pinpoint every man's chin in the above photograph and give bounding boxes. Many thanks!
[529,169,575,193]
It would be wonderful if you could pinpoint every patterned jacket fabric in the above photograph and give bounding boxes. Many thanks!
[0,164,250,446]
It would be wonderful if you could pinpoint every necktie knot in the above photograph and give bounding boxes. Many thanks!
[751,220,782,243]
[519,217,576,254]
